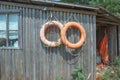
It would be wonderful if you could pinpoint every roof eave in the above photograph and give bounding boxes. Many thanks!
[96,6,120,25]
[31,0,98,11]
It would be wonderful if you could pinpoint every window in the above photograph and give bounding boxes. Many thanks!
[0,13,19,48]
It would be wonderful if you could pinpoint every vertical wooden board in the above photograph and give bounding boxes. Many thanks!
[90,15,95,80]
[52,11,59,80]
[108,27,117,62]
[19,7,23,49]
[66,12,71,80]
[92,16,96,80]
[87,15,92,80]
[77,13,82,68]
[84,14,91,78]
[108,27,111,60]
[83,14,87,76]
[59,11,64,78]
[0,50,1,80]
[112,27,117,59]
[41,10,47,80]
[33,9,36,80]
[49,47,54,80]
[79,13,84,68]
[33,9,37,80]
[69,13,75,75]
[34,9,40,80]
[14,50,24,80]
[82,14,87,75]
[24,8,30,80]
[22,7,27,80]
[114,27,117,56]
[87,14,92,78]
[4,49,11,80]
[0,50,5,80]
[49,11,57,80]
[118,26,120,55]
[91,15,96,80]
[39,10,44,80]
[38,10,42,80]
[88,15,92,80]
[45,10,50,80]
[71,12,77,69]
[53,46,59,80]
[60,11,64,78]
[29,8,38,80]
[111,27,114,61]
[0,50,2,80]
[56,11,62,79]
[63,11,69,80]
[1,50,6,80]
[11,49,15,80]
[109,27,114,62]
[29,8,34,80]
[75,13,80,67]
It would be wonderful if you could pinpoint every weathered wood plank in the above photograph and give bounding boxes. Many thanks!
[92,15,96,80]
[25,8,30,80]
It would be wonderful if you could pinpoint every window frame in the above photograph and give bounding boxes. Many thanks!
[0,10,21,49]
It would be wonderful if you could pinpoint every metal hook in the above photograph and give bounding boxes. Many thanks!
[50,12,53,18]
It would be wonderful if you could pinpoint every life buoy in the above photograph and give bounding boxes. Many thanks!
[40,21,63,47]
[60,22,86,48]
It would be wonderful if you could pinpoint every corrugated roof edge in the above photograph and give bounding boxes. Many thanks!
[0,0,98,11]
[31,0,99,10]
[97,6,120,25]
[27,0,120,25]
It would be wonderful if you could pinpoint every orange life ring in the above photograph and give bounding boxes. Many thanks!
[60,22,86,48]
[40,21,63,47]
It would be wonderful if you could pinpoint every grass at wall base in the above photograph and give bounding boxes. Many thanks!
[56,67,87,80]
[98,56,120,80]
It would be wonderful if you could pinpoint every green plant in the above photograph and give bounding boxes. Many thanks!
[89,0,120,17]
[55,67,87,80]
[72,67,87,80]
[99,56,120,80]
[56,76,63,80]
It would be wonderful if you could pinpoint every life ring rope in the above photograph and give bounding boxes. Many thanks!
[60,22,86,49]
[40,21,63,47]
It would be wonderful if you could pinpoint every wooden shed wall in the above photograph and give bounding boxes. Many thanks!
[0,1,96,80]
